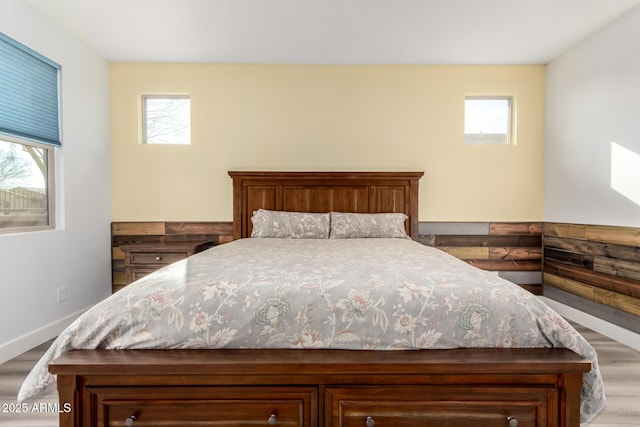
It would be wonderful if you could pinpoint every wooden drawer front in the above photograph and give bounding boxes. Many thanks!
[130,251,188,265]
[326,386,556,427]
[87,386,317,427]
[129,267,158,282]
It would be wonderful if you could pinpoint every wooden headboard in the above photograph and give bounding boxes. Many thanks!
[228,171,424,240]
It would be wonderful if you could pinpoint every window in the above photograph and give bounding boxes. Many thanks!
[464,96,513,144]
[0,137,53,231]
[0,33,59,233]
[142,95,191,144]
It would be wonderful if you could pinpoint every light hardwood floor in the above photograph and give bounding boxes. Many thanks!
[574,324,640,427]
[0,323,638,426]
[0,339,57,427]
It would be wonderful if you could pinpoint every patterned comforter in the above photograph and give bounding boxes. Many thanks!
[18,238,605,422]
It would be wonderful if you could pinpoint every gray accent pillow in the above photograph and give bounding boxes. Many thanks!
[251,209,330,239]
[329,212,409,239]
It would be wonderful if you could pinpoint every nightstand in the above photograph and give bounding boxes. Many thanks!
[119,240,213,288]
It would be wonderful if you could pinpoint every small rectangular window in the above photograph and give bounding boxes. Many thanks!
[464,96,513,144]
[142,95,191,145]
[0,137,54,232]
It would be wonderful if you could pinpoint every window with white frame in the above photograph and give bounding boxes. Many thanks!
[142,95,191,144]
[464,96,513,144]
[0,33,59,232]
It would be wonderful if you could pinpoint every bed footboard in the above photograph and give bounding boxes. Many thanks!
[50,348,589,427]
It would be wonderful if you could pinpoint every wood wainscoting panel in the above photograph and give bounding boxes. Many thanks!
[419,222,543,294]
[112,222,166,236]
[109,219,640,330]
[111,220,543,295]
[543,222,640,331]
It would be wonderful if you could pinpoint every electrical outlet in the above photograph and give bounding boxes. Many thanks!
[56,286,66,303]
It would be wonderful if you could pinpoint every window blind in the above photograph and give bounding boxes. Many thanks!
[0,33,61,147]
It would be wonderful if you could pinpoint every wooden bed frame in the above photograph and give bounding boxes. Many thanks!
[228,170,423,240]
[49,171,591,427]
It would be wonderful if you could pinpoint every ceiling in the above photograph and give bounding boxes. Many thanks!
[26,0,640,64]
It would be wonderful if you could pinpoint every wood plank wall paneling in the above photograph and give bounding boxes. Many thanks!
[111,221,543,295]
[418,222,543,295]
[543,222,640,327]
[110,220,640,331]
[111,222,233,293]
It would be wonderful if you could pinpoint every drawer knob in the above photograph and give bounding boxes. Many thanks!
[268,414,277,425]
[508,416,519,427]
[125,416,136,426]
[155,256,162,261]
[366,416,375,427]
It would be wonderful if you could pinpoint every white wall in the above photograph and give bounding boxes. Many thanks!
[0,1,111,362]
[545,5,640,227]
[544,6,640,347]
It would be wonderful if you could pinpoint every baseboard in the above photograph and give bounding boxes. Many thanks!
[0,307,88,365]
[540,296,640,352]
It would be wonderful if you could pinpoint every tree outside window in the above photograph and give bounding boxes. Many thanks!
[0,138,50,230]
[142,95,191,145]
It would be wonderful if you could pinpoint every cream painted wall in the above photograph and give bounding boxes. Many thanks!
[111,64,544,221]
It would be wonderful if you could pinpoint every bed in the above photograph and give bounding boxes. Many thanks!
[18,171,604,427]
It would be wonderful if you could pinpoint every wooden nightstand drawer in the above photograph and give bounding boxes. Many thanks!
[130,266,160,282]
[129,251,189,265]
[119,240,212,288]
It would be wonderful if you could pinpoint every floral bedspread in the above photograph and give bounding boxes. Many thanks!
[18,238,605,422]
